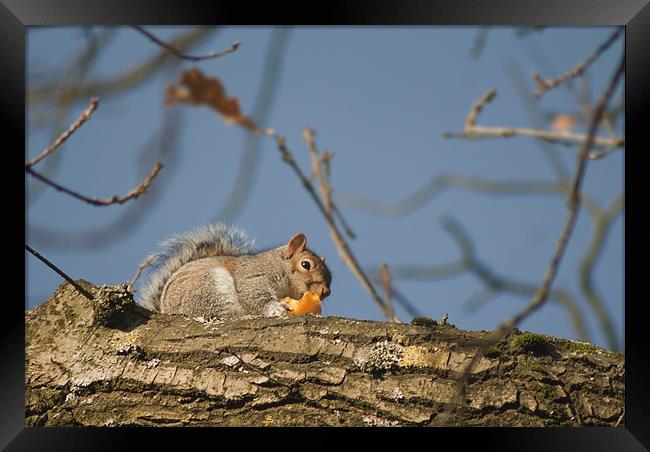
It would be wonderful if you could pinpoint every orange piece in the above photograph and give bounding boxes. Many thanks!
[281,292,322,315]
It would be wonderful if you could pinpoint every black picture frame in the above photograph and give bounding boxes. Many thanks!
[7,0,649,449]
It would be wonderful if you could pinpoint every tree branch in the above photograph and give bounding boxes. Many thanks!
[375,216,590,341]
[453,51,625,422]
[443,88,624,150]
[27,30,116,204]
[211,28,291,223]
[302,127,399,322]
[25,244,94,300]
[26,162,164,207]
[531,28,623,99]
[264,128,396,321]
[26,281,625,427]
[28,28,218,105]
[132,25,239,61]
[578,193,624,351]
[335,174,601,219]
[25,97,99,169]
[28,106,184,251]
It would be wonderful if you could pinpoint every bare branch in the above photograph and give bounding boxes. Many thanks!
[445,125,623,149]
[453,51,625,422]
[212,29,291,223]
[532,28,622,99]
[25,97,99,169]
[335,174,602,220]
[133,25,239,61]
[127,255,156,293]
[578,193,624,351]
[468,27,489,60]
[382,216,590,341]
[28,105,183,251]
[381,260,468,281]
[27,30,116,203]
[25,244,94,300]
[379,262,398,323]
[264,127,395,321]
[300,127,400,322]
[331,202,357,239]
[29,28,218,105]
[516,40,621,161]
[379,282,423,318]
[27,34,188,210]
[444,88,624,150]
[500,51,623,352]
[465,88,496,129]
[26,162,164,207]
[506,62,571,180]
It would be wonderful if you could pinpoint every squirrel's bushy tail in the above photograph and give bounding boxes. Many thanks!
[137,222,256,312]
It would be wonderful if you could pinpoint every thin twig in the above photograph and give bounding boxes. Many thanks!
[468,27,489,60]
[318,152,356,238]
[132,25,239,61]
[368,271,422,317]
[212,29,290,223]
[25,244,94,300]
[25,97,100,169]
[376,281,423,317]
[27,31,115,204]
[29,28,217,105]
[265,130,332,228]
[127,255,156,293]
[465,88,496,129]
[310,150,356,239]
[506,61,570,181]
[445,88,624,150]
[445,125,623,149]
[532,28,622,99]
[380,262,398,322]
[578,193,624,351]
[452,51,625,423]
[265,128,394,320]
[508,59,620,346]
[382,216,589,341]
[26,162,164,207]
[28,99,183,251]
[331,203,356,239]
[301,127,400,322]
[336,174,601,220]
[518,39,621,159]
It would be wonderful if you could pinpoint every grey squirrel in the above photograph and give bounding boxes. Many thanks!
[137,223,332,320]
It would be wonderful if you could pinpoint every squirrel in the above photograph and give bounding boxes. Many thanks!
[137,222,332,320]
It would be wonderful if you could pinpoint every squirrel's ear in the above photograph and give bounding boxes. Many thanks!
[283,233,307,259]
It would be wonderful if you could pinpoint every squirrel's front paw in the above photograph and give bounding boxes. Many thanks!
[264,300,290,318]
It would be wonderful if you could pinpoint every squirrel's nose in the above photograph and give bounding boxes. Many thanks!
[321,287,330,298]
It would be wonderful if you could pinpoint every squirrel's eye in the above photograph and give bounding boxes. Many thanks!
[301,260,312,270]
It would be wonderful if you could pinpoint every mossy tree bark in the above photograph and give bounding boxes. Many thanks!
[26,281,624,427]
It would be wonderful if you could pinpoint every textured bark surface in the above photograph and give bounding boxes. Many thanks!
[26,281,625,427]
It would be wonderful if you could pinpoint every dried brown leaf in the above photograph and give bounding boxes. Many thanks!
[165,68,260,133]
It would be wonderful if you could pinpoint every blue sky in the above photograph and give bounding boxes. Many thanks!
[26,26,624,350]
